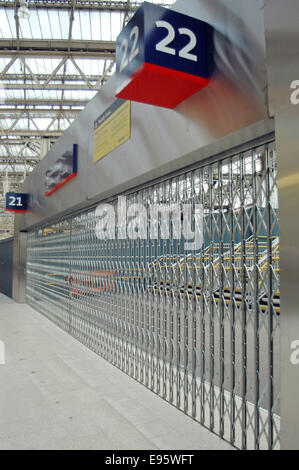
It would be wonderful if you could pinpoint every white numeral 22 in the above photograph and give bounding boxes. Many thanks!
[119,26,140,72]
[155,21,198,62]
[119,21,198,73]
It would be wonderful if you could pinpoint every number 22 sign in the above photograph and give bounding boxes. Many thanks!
[115,2,214,109]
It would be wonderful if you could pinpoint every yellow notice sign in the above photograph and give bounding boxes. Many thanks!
[93,99,131,163]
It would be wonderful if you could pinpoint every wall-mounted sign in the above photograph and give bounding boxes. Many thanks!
[45,144,77,196]
[5,192,28,212]
[93,99,131,163]
[115,2,214,108]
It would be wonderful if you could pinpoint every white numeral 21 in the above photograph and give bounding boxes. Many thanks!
[155,21,198,62]
[9,196,22,207]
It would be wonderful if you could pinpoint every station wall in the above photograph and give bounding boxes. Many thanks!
[18,0,269,232]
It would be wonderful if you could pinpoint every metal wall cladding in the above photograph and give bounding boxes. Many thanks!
[0,237,14,298]
[275,106,299,449]
[264,0,299,115]
[26,139,280,450]
[19,0,269,232]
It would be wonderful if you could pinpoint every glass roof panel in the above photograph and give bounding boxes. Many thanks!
[51,119,73,131]
[24,58,63,75]
[14,118,30,129]
[0,83,6,104]
[62,90,97,100]
[72,9,83,40]
[64,58,108,76]
[32,118,53,130]
[2,118,14,127]
[111,11,123,41]
[0,0,177,166]
[0,8,15,38]
[36,9,52,39]
[19,11,40,39]
[0,9,12,38]
[101,11,112,41]
[0,58,10,69]
[78,10,91,40]
[3,90,24,99]
[0,2,177,41]
[58,10,70,39]
[90,11,101,41]
[51,10,64,39]
[24,89,60,100]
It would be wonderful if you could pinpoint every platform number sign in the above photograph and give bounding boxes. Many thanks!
[5,192,28,212]
[115,2,214,108]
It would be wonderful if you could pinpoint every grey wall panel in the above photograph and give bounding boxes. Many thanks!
[174,0,267,117]
[21,122,90,229]
[264,0,299,116]
[0,237,14,298]
[264,0,299,450]
[19,0,268,231]
[12,227,27,303]
[275,105,299,450]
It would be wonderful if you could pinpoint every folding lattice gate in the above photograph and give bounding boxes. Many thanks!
[26,139,280,449]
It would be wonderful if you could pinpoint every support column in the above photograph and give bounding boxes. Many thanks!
[265,0,299,450]
[276,107,299,449]
[40,138,51,159]
[12,215,27,303]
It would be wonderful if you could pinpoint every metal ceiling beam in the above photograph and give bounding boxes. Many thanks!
[0,105,84,110]
[0,1,142,10]
[0,0,167,194]
[3,99,89,106]
[0,150,40,157]
[0,50,114,58]
[0,161,40,164]
[0,137,49,143]
[0,130,63,137]
[0,161,37,166]
[0,154,37,161]
[0,108,80,118]
[2,73,106,82]
[2,82,99,90]
[0,56,17,79]
[0,39,116,58]
[0,174,30,179]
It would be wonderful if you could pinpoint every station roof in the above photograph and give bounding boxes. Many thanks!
[0,0,176,237]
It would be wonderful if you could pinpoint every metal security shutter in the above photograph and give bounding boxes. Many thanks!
[26,138,280,449]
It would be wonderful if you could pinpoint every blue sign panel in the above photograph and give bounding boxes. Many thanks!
[45,143,78,196]
[5,192,28,212]
[116,2,214,108]
[116,5,145,89]
[144,2,213,77]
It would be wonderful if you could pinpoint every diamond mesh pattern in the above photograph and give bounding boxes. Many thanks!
[26,140,279,449]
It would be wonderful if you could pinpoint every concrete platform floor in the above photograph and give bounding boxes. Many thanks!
[0,293,233,450]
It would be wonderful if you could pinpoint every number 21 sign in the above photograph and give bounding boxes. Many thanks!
[115,2,214,108]
[5,192,28,213]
